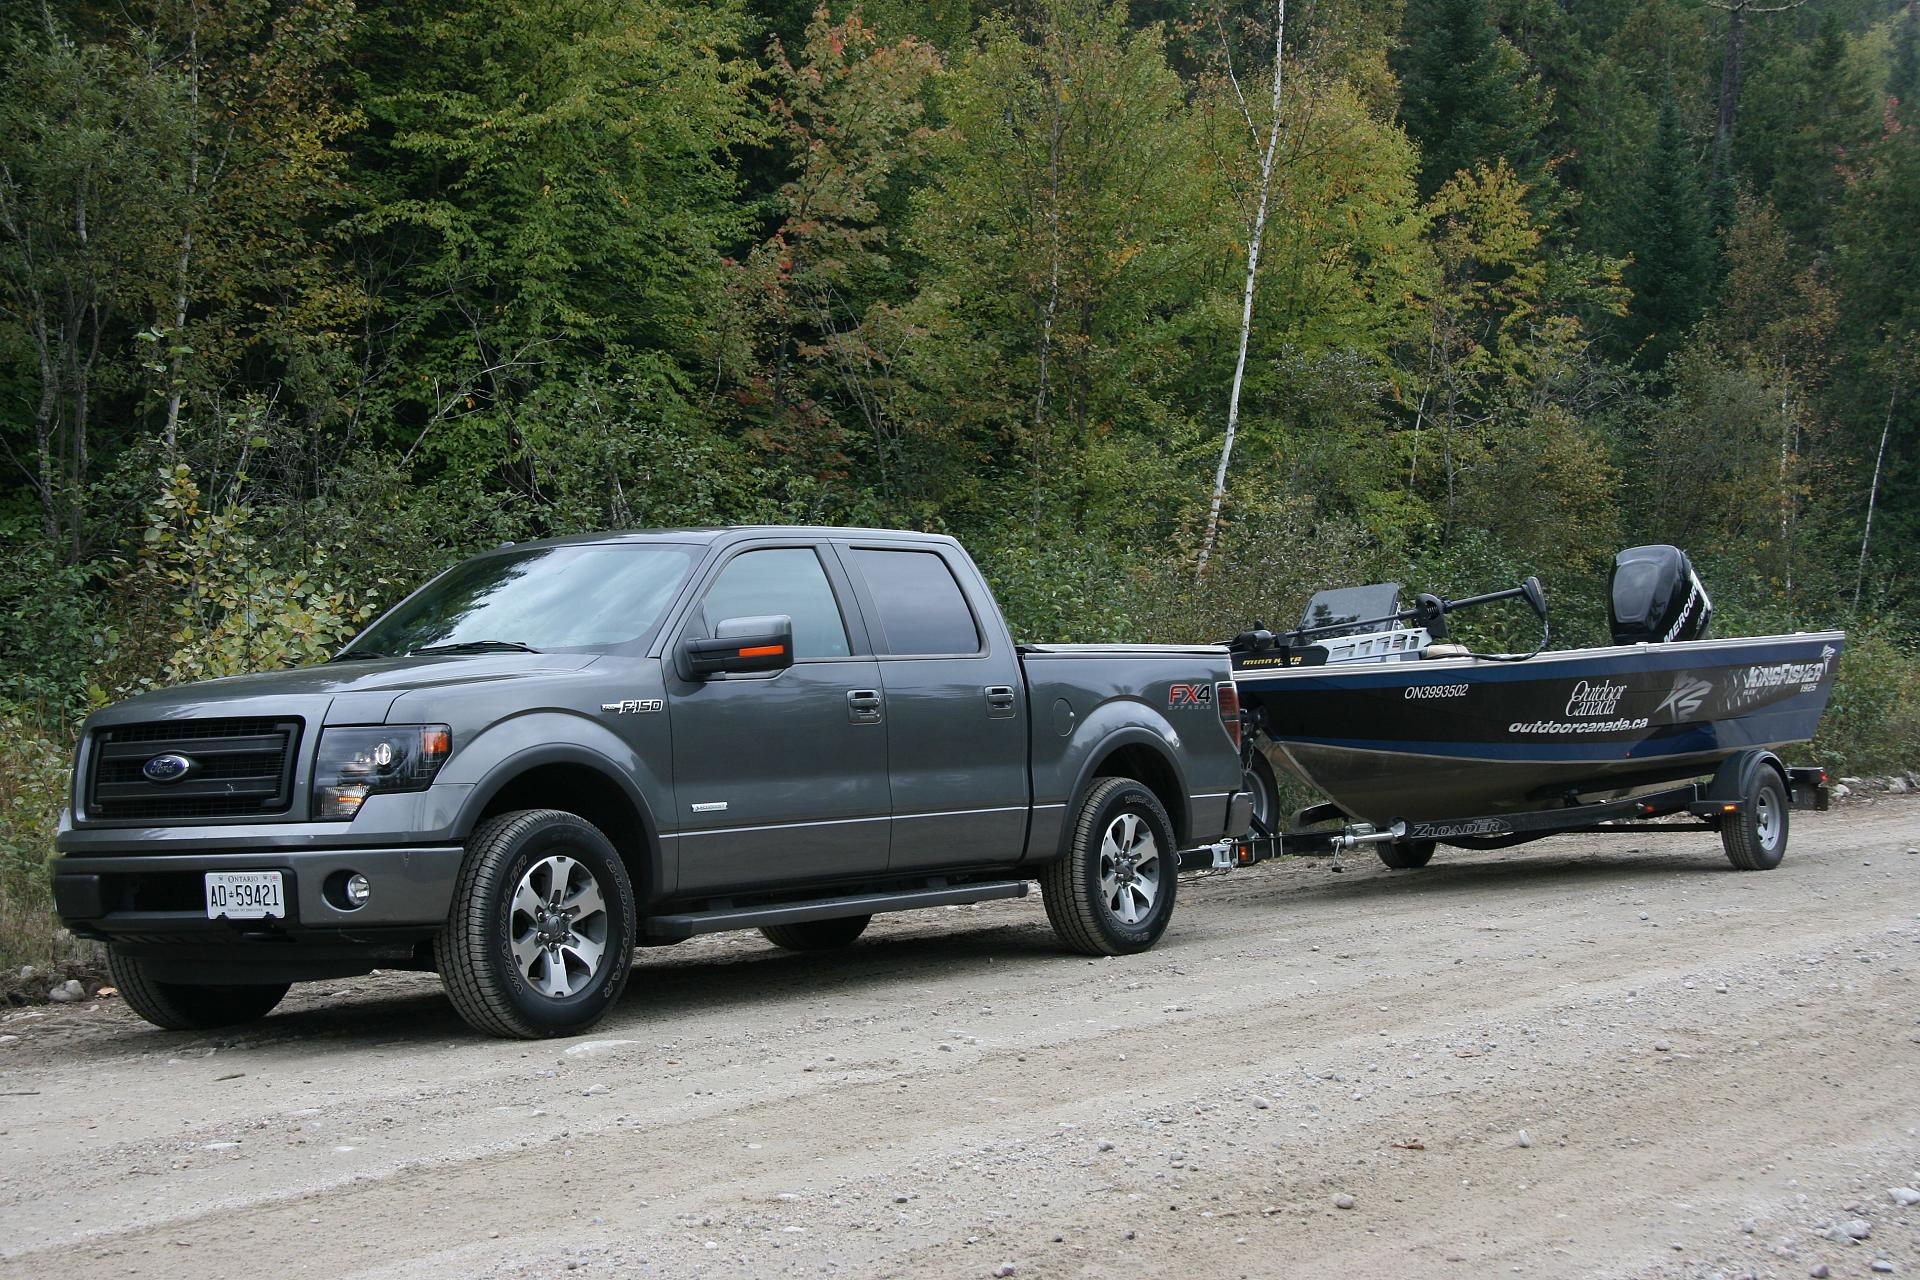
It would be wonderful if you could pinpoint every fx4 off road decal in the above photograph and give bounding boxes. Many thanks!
[1168,683,1215,709]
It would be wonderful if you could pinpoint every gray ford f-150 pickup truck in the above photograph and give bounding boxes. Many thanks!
[52,527,1250,1038]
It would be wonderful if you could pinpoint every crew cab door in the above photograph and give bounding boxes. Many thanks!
[835,542,1029,873]
[667,544,890,893]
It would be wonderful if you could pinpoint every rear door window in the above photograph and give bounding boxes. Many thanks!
[850,549,982,656]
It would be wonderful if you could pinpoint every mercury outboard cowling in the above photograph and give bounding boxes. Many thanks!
[1609,544,1712,644]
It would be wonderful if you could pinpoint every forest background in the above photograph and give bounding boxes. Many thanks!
[4,0,1918,967]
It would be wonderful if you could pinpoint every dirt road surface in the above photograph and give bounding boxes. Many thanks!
[4,799,1918,1279]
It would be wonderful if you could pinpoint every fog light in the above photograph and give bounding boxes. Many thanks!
[344,873,372,908]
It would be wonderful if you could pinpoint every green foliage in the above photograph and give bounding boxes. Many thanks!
[906,0,1217,519]
[1813,625,1920,775]
[127,465,378,686]
[0,714,76,971]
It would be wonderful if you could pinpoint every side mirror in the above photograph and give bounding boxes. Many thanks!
[682,615,795,679]
[1521,575,1549,621]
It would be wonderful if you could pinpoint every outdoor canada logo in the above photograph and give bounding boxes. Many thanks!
[1564,678,1627,718]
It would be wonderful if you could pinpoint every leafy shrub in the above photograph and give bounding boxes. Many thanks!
[1813,623,1920,776]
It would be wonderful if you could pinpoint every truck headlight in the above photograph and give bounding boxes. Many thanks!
[313,725,451,820]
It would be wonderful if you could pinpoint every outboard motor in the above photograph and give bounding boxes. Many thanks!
[1609,545,1712,644]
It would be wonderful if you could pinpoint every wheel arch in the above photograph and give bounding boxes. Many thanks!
[460,749,664,901]
[1061,728,1192,855]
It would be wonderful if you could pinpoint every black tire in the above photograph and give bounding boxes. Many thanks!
[1377,838,1436,869]
[1042,777,1178,956]
[1245,751,1282,837]
[1722,766,1789,870]
[760,915,872,951]
[440,808,636,1039]
[108,950,289,1031]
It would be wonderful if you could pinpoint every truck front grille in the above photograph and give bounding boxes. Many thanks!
[87,718,302,821]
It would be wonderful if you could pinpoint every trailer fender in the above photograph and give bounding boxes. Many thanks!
[1703,749,1787,805]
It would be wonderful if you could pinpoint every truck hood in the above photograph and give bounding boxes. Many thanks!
[88,652,601,729]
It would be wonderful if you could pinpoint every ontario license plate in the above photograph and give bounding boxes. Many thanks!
[204,871,285,920]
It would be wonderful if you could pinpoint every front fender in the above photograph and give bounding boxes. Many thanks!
[440,710,668,857]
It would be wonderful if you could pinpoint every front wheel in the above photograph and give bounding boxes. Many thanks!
[440,809,636,1039]
[108,950,290,1031]
[1722,767,1789,870]
[1042,777,1178,956]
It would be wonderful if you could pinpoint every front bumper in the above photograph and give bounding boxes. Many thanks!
[52,844,464,942]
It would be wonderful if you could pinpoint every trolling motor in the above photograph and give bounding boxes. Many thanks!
[1228,575,1551,669]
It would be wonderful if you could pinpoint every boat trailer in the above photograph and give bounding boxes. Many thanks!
[1183,753,1831,873]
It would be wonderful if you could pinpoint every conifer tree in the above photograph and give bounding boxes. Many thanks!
[1394,0,1554,202]
[1620,90,1713,371]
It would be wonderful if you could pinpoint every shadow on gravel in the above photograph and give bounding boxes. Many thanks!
[63,916,1071,1056]
[1205,846,1760,913]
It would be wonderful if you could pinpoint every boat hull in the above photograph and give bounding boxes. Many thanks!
[1237,632,1844,823]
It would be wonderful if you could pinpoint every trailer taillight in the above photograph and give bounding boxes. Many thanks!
[1217,680,1243,750]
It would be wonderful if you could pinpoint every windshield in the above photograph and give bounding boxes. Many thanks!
[343,542,699,657]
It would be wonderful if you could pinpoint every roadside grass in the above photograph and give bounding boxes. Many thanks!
[0,715,103,989]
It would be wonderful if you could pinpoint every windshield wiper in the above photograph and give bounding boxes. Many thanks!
[407,639,542,656]
[327,649,389,662]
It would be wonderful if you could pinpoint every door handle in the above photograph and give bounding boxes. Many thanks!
[848,689,883,724]
[984,685,1016,718]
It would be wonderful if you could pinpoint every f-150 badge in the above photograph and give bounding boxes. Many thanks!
[600,699,664,714]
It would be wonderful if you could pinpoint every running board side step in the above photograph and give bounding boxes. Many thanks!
[644,880,1030,942]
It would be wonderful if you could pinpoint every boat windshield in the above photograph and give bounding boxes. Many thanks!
[340,542,699,658]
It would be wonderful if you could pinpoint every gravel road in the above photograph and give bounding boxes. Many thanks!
[3,798,1918,1280]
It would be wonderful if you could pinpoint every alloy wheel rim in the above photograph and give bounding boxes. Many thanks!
[1098,811,1162,925]
[509,854,609,999]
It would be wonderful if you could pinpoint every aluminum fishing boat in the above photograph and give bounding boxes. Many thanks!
[1229,546,1843,827]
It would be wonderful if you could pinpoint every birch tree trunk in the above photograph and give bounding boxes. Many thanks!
[1855,379,1898,609]
[1198,0,1285,578]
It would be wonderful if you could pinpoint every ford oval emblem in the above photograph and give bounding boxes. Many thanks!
[141,752,193,784]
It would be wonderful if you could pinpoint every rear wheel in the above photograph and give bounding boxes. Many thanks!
[1722,767,1789,870]
[761,915,871,951]
[108,950,290,1031]
[1377,838,1436,870]
[440,809,636,1039]
[1043,777,1178,956]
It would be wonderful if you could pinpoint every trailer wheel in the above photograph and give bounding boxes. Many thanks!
[761,915,871,951]
[1377,838,1435,870]
[1043,777,1178,956]
[1722,767,1789,870]
[1244,752,1281,837]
